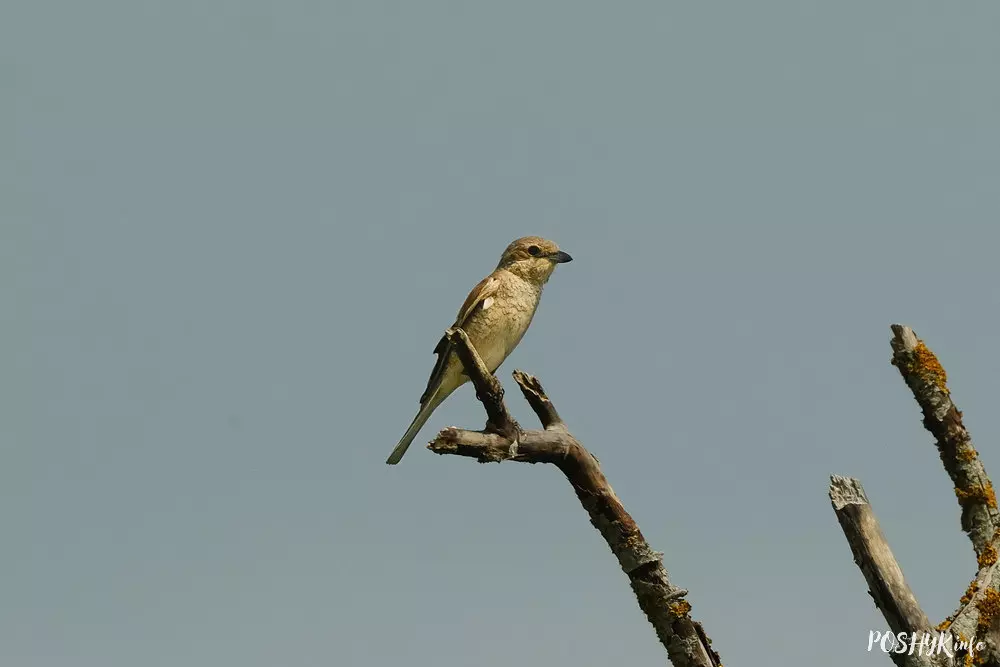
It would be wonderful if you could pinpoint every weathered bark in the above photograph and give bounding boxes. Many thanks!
[889,325,1000,556]
[829,476,942,667]
[428,326,721,667]
[830,476,932,636]
[830,325,1000,667]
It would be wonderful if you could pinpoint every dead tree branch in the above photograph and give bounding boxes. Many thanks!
[428,327,721,667]
[830,475,932,634]
[889,325,1000,555]
[829,476,940,667]
[830,325,1000,667]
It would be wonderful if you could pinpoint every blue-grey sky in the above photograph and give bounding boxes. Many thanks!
[5,2,1000,666]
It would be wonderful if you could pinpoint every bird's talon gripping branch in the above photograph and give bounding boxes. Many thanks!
[484,418,520,440]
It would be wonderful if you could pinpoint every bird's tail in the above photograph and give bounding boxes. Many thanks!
[386,391,444,465]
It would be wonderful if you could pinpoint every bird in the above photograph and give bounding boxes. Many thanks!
[386,236,573,465]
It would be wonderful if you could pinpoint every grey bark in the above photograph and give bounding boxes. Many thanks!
[428,326,720,667]
[829,325,1000,667]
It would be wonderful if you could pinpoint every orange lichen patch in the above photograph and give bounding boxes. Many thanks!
[937,619,953,631]
[979,544,999,568]
[668,600,692,618]
[912,340,950,394]
[961,582,980,606]
[976,589,1000,634]
[957,446,980,462]
[956,483,998,509]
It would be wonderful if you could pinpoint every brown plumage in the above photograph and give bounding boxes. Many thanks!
[386,236,573,465]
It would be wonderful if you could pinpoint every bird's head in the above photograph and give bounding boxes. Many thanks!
[496,236,573,285]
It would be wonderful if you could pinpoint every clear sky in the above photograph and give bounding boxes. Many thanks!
[5,2,1000,666]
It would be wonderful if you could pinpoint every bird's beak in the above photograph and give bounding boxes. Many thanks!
[550,250,573,263]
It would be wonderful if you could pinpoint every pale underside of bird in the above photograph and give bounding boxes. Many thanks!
[385,236,572,465]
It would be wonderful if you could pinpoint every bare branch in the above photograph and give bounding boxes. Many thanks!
[888,325,1000,662]
[428,328,720,667]
[511,370,566,431]
[889,324,999,554]
[823,325,1000,666]
[829,476,933,644]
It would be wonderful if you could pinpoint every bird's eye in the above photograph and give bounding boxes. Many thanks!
[528,245,541,256]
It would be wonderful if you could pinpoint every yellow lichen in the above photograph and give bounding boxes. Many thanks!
[937,619,953,631]
[979,544,998,568]
[668,600,692,618]
[956,483,998,509]
[912,340,950,394]
[961,582,980,606]
[957,446,980,462]
[976,589,1000,634]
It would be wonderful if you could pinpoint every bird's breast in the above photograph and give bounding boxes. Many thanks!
[464,279,542,372]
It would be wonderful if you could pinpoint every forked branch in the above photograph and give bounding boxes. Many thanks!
[428,327,721,667]
[830,325,1000,667]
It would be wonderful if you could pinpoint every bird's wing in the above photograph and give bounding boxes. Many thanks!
[418,274,501,404]
[451,274,501,329]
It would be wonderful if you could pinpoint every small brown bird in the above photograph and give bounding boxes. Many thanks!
[386,236,573,465]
